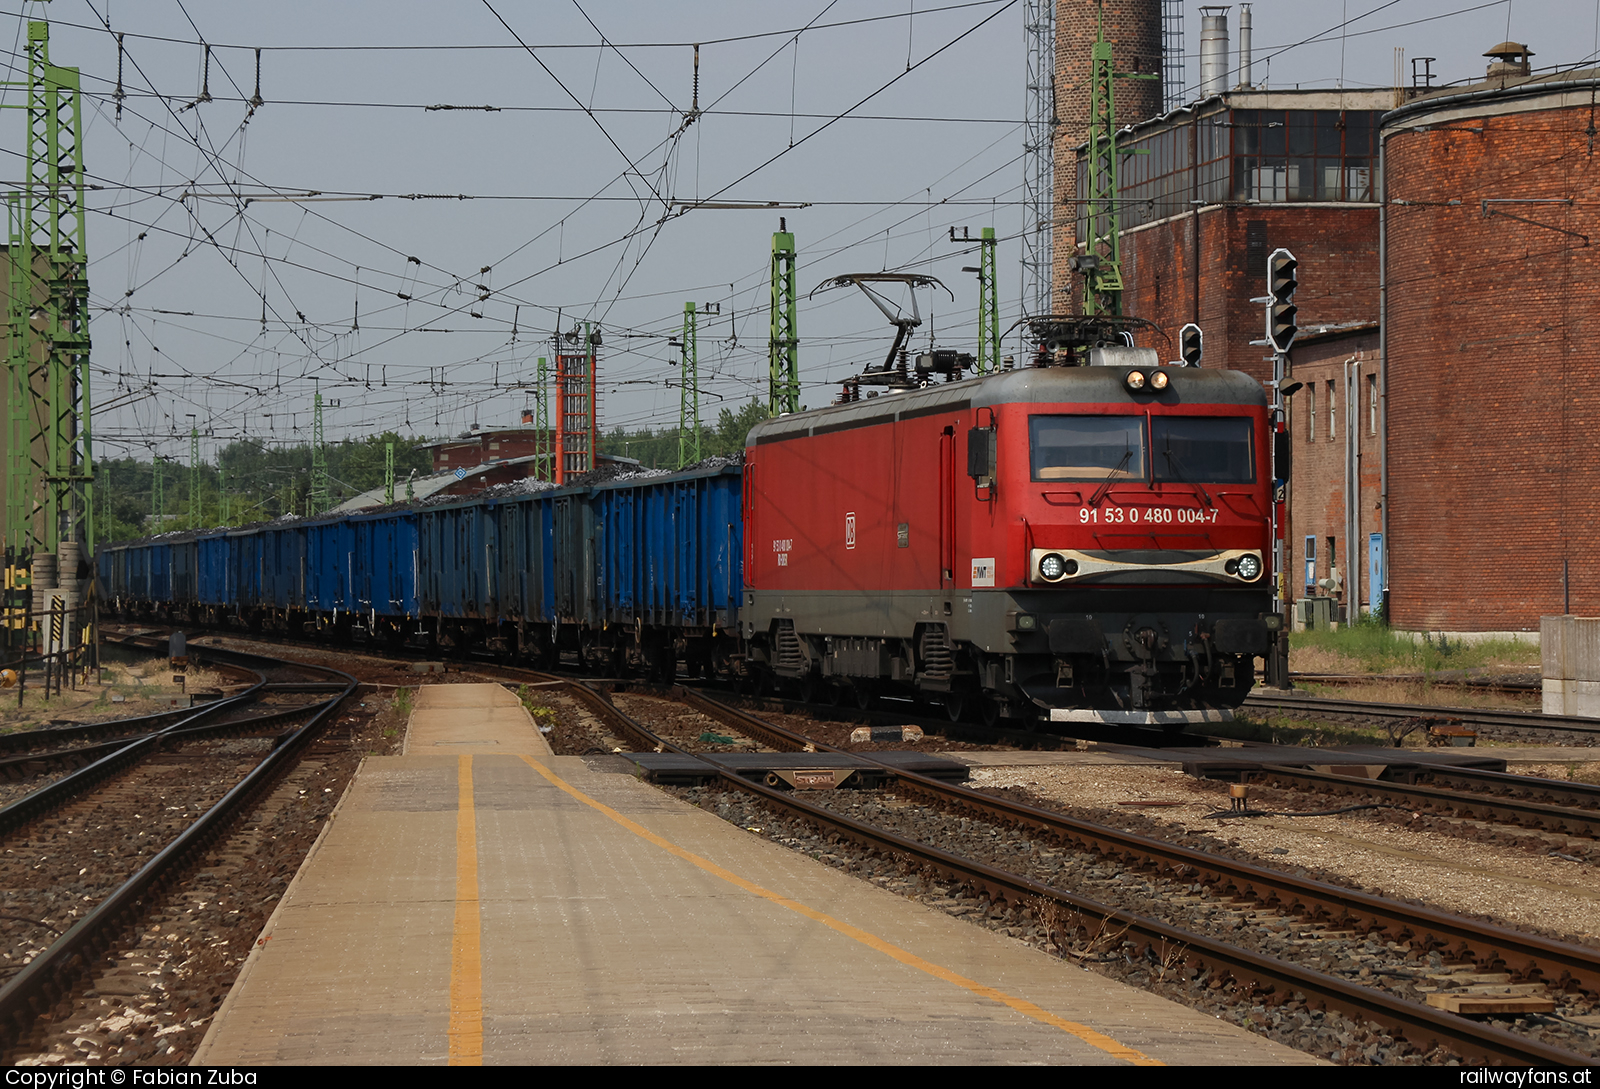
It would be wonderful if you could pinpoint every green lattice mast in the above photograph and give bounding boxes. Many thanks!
[535,355,550,482]
[678,302,700,468]
[1,21,92,553]
[768,225,798,416]
[1079,4,1158,317]
[189,426,199,527]
[978,227,999,373]
[310,388,328,515]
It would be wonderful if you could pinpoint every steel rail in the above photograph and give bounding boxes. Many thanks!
[0,683,269,837]
[1245,692,1600,737]
[679,690,1600,997]
[1408,765,1600,811]
[0,698,336,783]
[675,686,839,753]
[0,656,358,1049]
[710,769,1589,1066]
[1239,766,1600,839]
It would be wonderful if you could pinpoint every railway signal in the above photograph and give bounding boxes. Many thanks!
[1178,323,1203,367]
[1266,248,1299,353]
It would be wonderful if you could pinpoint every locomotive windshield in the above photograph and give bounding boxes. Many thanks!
[1151,417,1255,484]
[1029,414,1255,484]
[1029,416,1145,481]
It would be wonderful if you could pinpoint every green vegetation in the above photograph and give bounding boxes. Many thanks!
[600,398,768,469]
[392,686,414,718]
[1290,623,1538,676]
[97,431,434,542]
[515,684,558,727]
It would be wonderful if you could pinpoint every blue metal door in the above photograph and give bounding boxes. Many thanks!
[1368,533,1384,614]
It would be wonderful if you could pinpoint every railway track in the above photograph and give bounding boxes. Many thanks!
[547,681,1595,1065]
[1245,690,1600,742]
[87,633,1600,1063]
[1227,765,1600,843]
[0,636,358,1056]
[1290,673,1540,697]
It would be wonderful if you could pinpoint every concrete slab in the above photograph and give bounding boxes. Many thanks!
[404,681,553,757]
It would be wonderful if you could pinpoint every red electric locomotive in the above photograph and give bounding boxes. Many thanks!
[741,321,1277,732]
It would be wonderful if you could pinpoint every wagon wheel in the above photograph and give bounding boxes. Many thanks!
[797,674,817,705]
[653,650,678,685]
[978,696,1002,728]
[943,693,967,723]
[851,682,873,711]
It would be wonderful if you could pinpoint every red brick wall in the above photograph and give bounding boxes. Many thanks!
[1385,92,1600,631]
[1285,334,1383,619]
[431,431,547,473]
[1115,205,1379,384]
[1053,0,1164,312]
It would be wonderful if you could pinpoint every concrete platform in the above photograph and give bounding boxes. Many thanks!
[194,683,1319,1066]
[403,682,554,756]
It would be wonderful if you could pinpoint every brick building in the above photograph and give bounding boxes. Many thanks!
[1381,50,1600,633]
[1068,88,1390,384]
[419,423,550,475]
[1285,325,1383,624]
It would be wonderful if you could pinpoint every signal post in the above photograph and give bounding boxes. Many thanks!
[1255,248,1299,690]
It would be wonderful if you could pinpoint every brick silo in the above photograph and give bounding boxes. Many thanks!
[1052,0,1165,312]
[1382,46,1600,632]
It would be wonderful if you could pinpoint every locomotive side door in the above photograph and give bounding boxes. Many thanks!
[939,426,956,588]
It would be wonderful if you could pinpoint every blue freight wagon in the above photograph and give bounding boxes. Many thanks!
[95,461,745,680]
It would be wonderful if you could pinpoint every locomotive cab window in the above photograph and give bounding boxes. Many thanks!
[1151,417,1255,484]
[1029,416,1145,481]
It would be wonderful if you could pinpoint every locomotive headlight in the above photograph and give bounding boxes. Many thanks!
[1149,369,1170,391]
[1125,370,1147,391]
[1235,553,1263,581]
[1039,552,1068,580]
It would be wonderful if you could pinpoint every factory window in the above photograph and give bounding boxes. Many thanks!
[1231,109,1381,203]
[1368,374,1378,435]
[1307,385,1316,443]
[1327,380,1336,439]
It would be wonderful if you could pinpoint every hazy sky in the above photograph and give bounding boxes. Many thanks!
[0,0,1590,463]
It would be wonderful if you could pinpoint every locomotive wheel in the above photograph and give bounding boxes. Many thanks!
[978,697,1001,728]
[797,675,817,704]
[851,683,872,711]
[943,694,966,723]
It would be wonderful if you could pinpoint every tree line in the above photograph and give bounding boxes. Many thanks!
[96,432,432,542]
[94,398,771,543]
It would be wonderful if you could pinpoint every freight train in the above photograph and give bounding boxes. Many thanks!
[97,329,1278,734]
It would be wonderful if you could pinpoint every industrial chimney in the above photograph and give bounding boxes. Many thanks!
[1236,4,1252,89]
[1199,7,1231,98]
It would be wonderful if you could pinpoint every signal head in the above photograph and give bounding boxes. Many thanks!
[1266,248,1299,353]
[1178,323,1203,367]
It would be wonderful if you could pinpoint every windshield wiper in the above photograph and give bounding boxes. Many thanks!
[1088,447,1133,508]
[1162,442,1213,508]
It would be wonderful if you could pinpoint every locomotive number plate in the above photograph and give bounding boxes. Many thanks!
[1080,507,1218,525]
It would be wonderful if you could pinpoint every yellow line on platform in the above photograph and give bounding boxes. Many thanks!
[517,755,1163,1066]
[450,754,484,1066]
